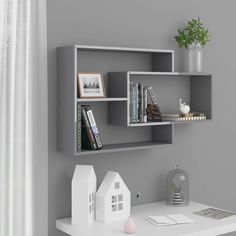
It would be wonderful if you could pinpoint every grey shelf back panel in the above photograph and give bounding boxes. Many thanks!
[190,75,212,119]
[152,125,173,144]
[152,52,174,72]
[108,102,128,126]
[108,72,128,98]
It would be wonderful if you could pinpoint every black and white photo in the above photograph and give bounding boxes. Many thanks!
[78,73,106,98]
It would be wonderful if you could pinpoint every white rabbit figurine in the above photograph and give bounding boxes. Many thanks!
[179,99,190,114]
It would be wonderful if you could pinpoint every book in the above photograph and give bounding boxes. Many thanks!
[130,82,139,123]
[162,112,206,118]
[143,87,148,123]
[146,87,162,121]
[138,83,144,122]
[84,106,103,149]
[147,214,194,227]
[162,116,206,122]
[81,106,97,150]
[194,208,235,220]
[76,103,81,152]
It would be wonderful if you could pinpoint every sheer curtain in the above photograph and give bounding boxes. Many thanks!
[0,0,47,235]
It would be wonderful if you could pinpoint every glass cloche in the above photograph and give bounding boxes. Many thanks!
[166,165,189,206]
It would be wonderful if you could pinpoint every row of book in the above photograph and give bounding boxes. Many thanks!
[162,112,207,122]
[130,82,162,123]
[129,82,207,123]
[77,104,103,151]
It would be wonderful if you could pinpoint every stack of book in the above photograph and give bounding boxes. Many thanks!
[162,112,207,122]
[76,104,103,151]
[130,82,162,123]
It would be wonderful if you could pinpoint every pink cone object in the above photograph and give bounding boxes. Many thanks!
[124,216,136,234]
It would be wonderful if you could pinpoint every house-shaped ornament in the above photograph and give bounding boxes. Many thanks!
[96,171,131,223]
[72,165,97,226]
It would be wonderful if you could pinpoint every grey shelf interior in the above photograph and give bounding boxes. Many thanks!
[108,71,212,127]
[57,45,211,156]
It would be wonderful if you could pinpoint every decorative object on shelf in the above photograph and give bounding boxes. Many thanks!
[78,73,106,98]
[146,87,162,121]
[147,104,162,122]
[72,165,97,226]
[166,165,189,207]
[179,99,190,114]
[175,17,211,72]
[96,171,131,223]
[124,216,137,234]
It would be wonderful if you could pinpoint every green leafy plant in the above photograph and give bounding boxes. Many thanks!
[175,17,211,49]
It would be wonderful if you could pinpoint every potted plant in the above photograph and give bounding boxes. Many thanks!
[175,17,211,72]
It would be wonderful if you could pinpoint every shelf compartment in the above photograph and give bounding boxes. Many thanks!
[75,124,173,156]
[75,141,171,156]
[108,72,212,127]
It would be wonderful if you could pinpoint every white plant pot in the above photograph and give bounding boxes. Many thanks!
[188,43,203,73]
[194,44,203,72]
[188,44,195,73]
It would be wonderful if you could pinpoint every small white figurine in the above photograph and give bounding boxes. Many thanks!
[124,216,137,234]
[72,165,97,226]
[96,171,131,223]
[179,99,190,114]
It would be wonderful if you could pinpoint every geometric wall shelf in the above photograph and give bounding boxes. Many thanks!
[57,45,212,156]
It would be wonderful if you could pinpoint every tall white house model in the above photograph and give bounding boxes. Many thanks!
[96,171,131,223]
[72,165,97,226]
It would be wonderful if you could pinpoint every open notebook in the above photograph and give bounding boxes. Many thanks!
[147,214,194,227]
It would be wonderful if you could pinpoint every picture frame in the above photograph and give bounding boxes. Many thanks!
[78,73,106,98]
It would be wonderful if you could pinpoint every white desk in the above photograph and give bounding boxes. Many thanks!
[56,201,236,236]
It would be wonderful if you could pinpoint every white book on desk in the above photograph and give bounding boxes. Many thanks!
[147,214,194,227]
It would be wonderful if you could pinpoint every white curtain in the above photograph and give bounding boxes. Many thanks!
[0,0,48,235]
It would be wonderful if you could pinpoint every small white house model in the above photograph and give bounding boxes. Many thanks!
[72,165,97,226]
[96,171,131,223]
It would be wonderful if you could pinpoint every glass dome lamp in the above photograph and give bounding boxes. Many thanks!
[166,165,189,206]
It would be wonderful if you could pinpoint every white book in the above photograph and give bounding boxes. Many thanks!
[147,214,194,227]
[143,88,148,123]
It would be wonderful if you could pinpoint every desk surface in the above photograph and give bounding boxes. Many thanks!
[56,201,236,236]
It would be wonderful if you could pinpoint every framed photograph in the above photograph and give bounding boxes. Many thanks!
[78,73,106,98]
